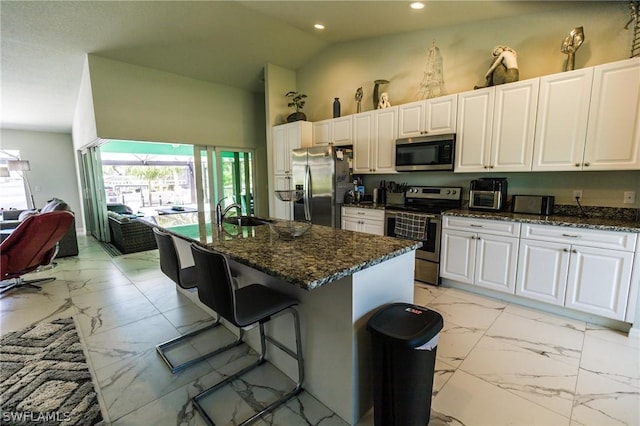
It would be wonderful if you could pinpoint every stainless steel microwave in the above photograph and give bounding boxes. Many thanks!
[395,134,455,172]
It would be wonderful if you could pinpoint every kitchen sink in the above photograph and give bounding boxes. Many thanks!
[222,216,271,226]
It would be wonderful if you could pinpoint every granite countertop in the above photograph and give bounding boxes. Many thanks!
[444,208,640,233]
[341,202,386,210]
[140,215,421,290]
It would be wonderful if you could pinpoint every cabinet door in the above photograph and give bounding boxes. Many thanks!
[425,94,457,135]
[361,219,385,236]
[398,100,426,138]
[584,58,640,170]
[474,234,519,294]
[455,88,494,172]
[273,175,292,220]
[565,245,634,320]
[353,112,374,173]
[273,122,307,174]
[516,239,570,306]
[273,126,290,175]
[440,230,476,284]
[312,120,332,146]
[342,216,360,232]
[373,107,398,173]
[490,79,539,172]
[532,68,593,171]
[332,116,353,145]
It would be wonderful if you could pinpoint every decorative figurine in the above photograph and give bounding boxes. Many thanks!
[561,26,585,71]
[377,92,391,109]
[475,45,519,89]
[418,41,445,100]
[355,87,363,113]
[373,79,389,110]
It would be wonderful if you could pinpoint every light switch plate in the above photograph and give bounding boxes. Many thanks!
[623,191,636,204]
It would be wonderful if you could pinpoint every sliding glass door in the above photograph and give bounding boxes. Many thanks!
[79,147,109,241]
[193,146,255,240]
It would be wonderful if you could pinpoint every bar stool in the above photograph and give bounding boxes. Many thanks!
[153,228,241,373]
[190,243,304,425]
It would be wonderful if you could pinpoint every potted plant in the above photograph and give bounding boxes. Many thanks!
[285,91,307,122]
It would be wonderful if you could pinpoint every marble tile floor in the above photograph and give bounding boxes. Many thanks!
[1,235,639,425]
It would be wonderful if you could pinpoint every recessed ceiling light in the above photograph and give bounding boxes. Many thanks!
[314,23,325,30]
[410,2,425,10]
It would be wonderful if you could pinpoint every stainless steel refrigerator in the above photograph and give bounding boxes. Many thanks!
[291,146,352,227]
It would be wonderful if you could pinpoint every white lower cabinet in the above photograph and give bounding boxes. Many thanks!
[516,224,636,320]
[565,245,634,320]
[341,207,384,236]
[440,220,638,322]
[441,217,520,294]
[516,239,570,306]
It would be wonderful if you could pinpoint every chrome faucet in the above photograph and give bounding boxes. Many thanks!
[216,197,242,227]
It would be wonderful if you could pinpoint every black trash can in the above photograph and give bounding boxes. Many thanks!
[367,303,443,426]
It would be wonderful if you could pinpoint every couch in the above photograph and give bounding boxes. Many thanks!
[0,198,79,258]
[108,212,157,254]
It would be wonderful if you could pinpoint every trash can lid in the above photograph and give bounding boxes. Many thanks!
[366,303,443,347]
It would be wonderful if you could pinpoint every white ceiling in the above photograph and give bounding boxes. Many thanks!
[0,1,577,134]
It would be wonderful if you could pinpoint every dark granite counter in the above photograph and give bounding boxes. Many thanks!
[140,214,421,290]
[444,208,640,233]
[341,202,386,210]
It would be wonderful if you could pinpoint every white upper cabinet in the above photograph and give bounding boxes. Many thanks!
[353,111,375,174]
[397,95,457,138]
[455,87,495,172]
[374,107,398,173]
[533,58,640,171]
[273,121,311,175]
[455,79,539,173]
[312,119,332,146]
[270,121,312,219]
[353,107,398,174]
[332,116,353,145]
[584,58,640,170]
[313,116,353,146]
[532,68,594,171]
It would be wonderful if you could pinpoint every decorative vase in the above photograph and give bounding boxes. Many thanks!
[287,112,306,122]
[333,98,341,118]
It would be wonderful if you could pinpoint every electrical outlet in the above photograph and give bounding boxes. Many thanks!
[623,191,636,204]
[573,190,583,201]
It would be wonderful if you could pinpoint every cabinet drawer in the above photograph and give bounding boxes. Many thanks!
[342,207,385,221]
[442,216,520,237]
[521,224,637,251]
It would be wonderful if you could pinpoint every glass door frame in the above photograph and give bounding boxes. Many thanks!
[193,145,256,240]
[79,147,109,241]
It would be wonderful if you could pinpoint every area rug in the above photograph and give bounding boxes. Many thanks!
[0,317,104,425]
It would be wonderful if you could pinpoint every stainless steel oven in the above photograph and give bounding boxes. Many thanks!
[385,211,441,284]
[384,186,462,285]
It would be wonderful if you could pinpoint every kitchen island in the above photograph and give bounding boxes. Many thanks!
[140,213,421,425]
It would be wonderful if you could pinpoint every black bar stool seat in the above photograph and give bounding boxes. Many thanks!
[190,243,304,426]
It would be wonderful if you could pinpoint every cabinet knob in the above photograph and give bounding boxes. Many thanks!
[572,249,578,253]
[575,163,581,167]
[484,165,489,169]
[563,248,569,252]
[583,162,590,167]
[489,165,494,169]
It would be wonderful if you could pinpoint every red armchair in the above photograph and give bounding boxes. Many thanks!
[0,211,74,294]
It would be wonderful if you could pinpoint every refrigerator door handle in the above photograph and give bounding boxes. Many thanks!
[304,164,311,221]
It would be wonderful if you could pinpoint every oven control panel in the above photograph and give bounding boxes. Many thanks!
[405,186,462,201]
